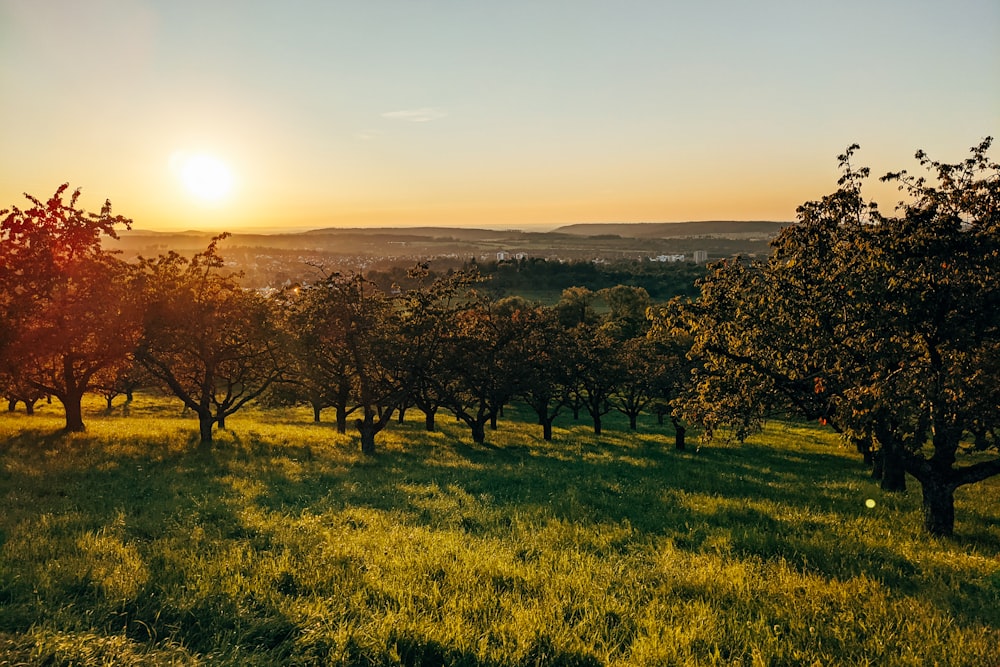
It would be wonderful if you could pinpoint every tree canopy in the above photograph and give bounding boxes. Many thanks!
[659,139,1000,536]
[0,185,139,431]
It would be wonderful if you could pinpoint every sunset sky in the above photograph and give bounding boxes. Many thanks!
[1,0,997,232]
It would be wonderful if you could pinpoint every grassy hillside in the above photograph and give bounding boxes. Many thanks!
[1,397,998,665]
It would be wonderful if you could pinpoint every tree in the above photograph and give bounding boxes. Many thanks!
[0,185,140,431]
[395,266,483,432]
[661,140,1000,536]
[554,286,599,329]
[137,237,284,446]
[510,306,576,441]
[337,274,405,455]
[569,325,623,435]
[870,139,1000,534]
[598,285,651,340]
[2,367,47,415]
[91,361,147,415]
[643,327,695,450]
[609,336,658,431]
[280,282,359,432]
[293,271,406,455]
[437,301,522,444]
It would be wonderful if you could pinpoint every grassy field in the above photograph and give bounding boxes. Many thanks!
[0,396,998,666]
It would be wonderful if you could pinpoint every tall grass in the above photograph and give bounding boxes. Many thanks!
[1,395,998,665]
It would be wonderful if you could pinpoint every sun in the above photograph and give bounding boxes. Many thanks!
[174,153,235,202]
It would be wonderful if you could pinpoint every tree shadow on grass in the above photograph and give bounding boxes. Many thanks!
[236,419,1000,631]
[0,430,275,656]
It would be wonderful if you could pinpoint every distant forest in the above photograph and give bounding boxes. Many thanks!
[365,257,707,302]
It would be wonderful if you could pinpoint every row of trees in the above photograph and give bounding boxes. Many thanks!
[0,193,689,458]
[2,140,997,536]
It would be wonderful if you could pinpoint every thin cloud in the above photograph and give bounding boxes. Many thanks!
[381,107,448,122]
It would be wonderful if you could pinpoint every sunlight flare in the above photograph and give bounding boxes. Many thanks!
[171,152,235,202]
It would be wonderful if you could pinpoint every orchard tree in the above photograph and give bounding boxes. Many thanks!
[295,271,406,454]
[569,324,623,435]
[609,336,660,431]
[2,367,47,415]
[661,139,1000,536]
[137,237,284,446]
[0,185,140,431]
[337,273,405,455]
[643,327,695,450]
[598,285,651,340]
[554,286,599,329]
[438,301,522,444]
[511,306,576,441]
[395,266,483,432]
[871,139,1000,534]
[280,282,359,432]
[91,363,143,414]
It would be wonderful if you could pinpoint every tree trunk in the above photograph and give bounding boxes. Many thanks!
[656,412,664,426]
[335,407,348,434]
[628,413,638,430]
[871,449,883,480]
[671,417,686,451]
[424,409,436,432]
[7,398,16,412]
[198,412,214,445]
[854,437,873,466]
[216,413,226,430]
[592,414,602,435]
[105,396,114,413]
[397,404,407,423]
[920,476,956,537]
[542,419,553,441]
[356,416,379,456]
[24,400,35,416]
[312,402,322,423]
[881,460,907,492]
[470,420,486,444]
[62,392,86,432]
[874,447,907,492]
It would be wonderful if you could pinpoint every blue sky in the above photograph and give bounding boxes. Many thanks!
[1,0,997,231]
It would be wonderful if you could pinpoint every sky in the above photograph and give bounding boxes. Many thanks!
[1,0,997,233]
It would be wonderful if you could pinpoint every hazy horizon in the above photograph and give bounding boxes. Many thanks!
[2,1,997,232]
[121,218,793,237]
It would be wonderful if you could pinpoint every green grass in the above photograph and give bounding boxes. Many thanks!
[1,396,998,666]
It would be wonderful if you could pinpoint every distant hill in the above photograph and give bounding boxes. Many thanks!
[553,221,789,238]
[301,226,518,241]
[108,221,785,267]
